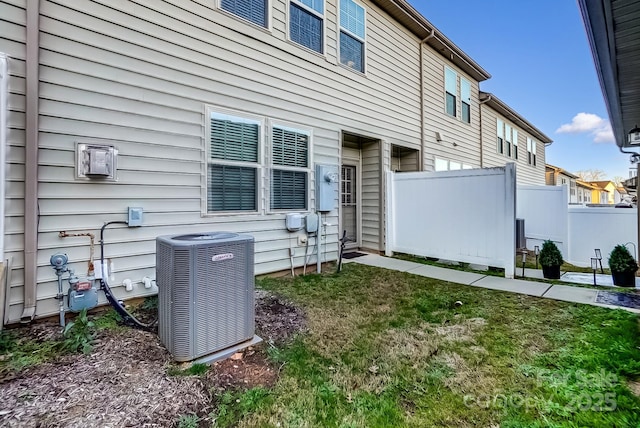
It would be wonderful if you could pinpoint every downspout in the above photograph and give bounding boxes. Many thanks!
[419,29,435,171]
[479,94,492,168]
[21,0,40,322]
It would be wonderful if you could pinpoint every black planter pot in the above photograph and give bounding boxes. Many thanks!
[611,271,636,287]
[542,265,561,279]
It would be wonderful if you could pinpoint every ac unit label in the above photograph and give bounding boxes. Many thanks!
[212,253,234,262]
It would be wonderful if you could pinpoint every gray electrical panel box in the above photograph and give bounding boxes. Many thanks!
[315,164,339,212]
[77,143,118,180]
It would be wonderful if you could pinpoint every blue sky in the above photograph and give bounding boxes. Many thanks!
[411,0,634,181]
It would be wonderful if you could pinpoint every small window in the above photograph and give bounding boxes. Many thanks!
[270,125,310,210]
[460,78,471,123]
[208,111,261,212]
[339,0,365,73]
[532,139,537,166]
[513,129,518,160]
[290,0,324,53]
[505,124,512,157]
[527,137,536,166]
[221,0,268,28]
[496,119,504,154]
[445,67,457,117]
[434,157,448,171]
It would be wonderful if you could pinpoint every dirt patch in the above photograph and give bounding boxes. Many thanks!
[255,290,307,345]
[0,290,307,428]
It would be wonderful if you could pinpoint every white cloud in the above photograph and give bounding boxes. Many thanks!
[556,113,615,144]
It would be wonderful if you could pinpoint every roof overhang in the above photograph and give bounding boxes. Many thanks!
[480,92,553,144]
[370,0,491,82]
[578,0,640,150]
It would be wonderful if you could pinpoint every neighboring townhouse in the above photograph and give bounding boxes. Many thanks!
[0,0,551,323]
[545,164,579,203]
[479,92,551,185]
[576,180,598,204]
[588,181,621,205]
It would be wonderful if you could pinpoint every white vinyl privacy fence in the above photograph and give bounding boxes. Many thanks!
[516,185,568,255]
[517,185,638,266]
[386,164,516,278]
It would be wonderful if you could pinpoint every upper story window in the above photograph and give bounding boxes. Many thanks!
[513,129,518,160]
[445,67,457,117]
[207,111,261,212]
[460,78,471,123]
[505,124,512,157]
[339,0,366,73]
[496,118,504,154]
[270,125,310,210]
[221,0,268,28]
[527,137,537,166]
[290,0,324,53]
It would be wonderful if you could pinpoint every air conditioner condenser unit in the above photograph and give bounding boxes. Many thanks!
[156,232,256,362]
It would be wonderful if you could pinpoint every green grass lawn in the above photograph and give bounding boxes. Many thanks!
[230,263,640,427]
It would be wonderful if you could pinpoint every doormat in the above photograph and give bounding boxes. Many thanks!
[342,252,368,259]
[595,291,640,309]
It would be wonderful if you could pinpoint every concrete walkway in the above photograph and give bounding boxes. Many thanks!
[348,254,640,313]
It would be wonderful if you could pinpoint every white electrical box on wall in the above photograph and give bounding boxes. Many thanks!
[315,164,339,212]
[76,143,118,180]
[285,213,304,231]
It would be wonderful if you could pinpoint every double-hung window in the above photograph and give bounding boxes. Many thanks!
[445,67,457,117]
[505,124,512,157]
[270,125,310,210]
[527,137,537,166]
[496,119,504,154]
[513,129,518,160]
[207,111,261,212]
[221,0,268,27]
[339,0,366,73]
[460,78,471,123]
[290,0,324,53]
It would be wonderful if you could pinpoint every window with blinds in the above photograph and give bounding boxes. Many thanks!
[445,67,457,117]
[221,0,268,27]
[208,112,260,212]
[460,78,471,123]
[339,0,365,73]
[271,126,309,210]
[290,0,324,53]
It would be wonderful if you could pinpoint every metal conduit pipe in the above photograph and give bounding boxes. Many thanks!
[21,0,40,323]
[58,231,96,275]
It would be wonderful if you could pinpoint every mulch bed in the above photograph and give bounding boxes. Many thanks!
[0,290,306,427]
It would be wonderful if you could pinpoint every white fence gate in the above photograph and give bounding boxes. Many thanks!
[517,185,638,266]
[386,164,516,278]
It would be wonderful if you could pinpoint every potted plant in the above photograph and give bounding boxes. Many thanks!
[539,240,563,279]
[608,245,638,287]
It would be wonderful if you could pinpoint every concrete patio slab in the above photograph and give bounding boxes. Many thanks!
[353,254,421,272]
[541,284,597,304]
[407,264,486,285]
[471,276,550,297]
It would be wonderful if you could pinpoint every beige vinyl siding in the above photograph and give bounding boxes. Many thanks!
[480,104,546,185]
[361,141,382,251]
[5,0,421,321]
[421,47,481,171]
[0,0,27,323]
